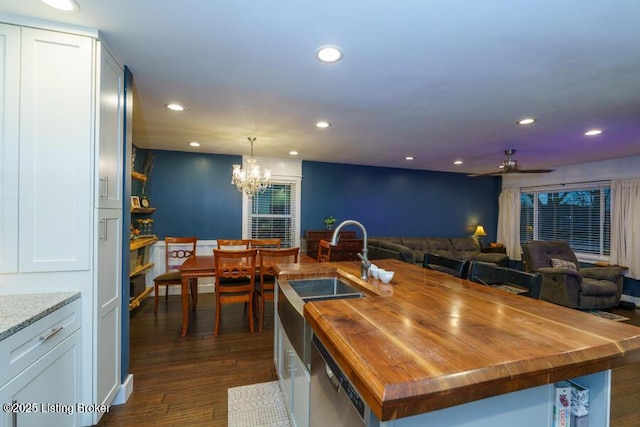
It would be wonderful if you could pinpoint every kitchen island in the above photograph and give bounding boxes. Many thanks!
[276,258,640,426]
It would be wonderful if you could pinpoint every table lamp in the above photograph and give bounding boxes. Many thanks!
[473,225,487,249]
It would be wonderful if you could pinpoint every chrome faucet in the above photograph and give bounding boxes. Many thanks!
[330,219,371,280]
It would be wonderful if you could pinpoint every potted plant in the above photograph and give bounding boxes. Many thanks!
[324,215,337,231]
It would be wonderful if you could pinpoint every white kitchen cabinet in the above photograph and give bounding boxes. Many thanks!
[291,344,310,427]
[278,322,294,405]
[0,16,125,427]
[276,322,309,427]
[0,23,20,274]
[93,40,125,424]
[18,27,94,273]
[96,46,124,209]
[95,208,122,419]
[0,298,82,427]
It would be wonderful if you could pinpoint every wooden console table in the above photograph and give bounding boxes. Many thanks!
[302,230,363,261]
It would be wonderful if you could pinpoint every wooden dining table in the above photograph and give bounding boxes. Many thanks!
[178,252,316,336]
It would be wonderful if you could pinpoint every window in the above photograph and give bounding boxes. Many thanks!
[247,182,297,248]
[520,183,610,259]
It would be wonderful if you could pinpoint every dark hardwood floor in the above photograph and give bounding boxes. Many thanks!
[97,294,640,427]
[98,294,277,426]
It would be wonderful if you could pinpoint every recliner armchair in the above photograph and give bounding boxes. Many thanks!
[522,240,624,310]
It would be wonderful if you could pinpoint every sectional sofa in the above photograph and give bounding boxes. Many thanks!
[367,236,509,268]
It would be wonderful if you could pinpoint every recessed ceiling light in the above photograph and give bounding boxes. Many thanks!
[316,46,343,63]
[585,129,602,136]
[517,118,537,125]
[405,156,414,161]
[166,103,185,111]
[315,121,330,129]
[289,150,299,156]
[41,0,79,11]
[454,160,463,165]
[189,141,200,147]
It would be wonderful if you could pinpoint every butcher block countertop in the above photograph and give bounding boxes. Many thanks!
[277,258,640,421]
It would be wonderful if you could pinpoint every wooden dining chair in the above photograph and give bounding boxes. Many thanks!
[213,248,258,336]
[468,261,543,299]
[250,238,281,249]
[153,237,198,313]
[217,239,250,250]
[317,239,332,262]
[422,253,469,278]
[256,247,300,331]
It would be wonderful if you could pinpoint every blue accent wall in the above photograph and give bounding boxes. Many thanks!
[301,161,502,241]
[139,150,243,239]
[141,151,502,242]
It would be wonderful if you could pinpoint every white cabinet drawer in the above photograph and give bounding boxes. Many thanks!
[0,299,81,387]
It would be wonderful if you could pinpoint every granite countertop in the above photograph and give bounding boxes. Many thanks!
[0,292,81,342]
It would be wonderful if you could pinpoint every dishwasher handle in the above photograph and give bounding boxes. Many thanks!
[325,363,340,392]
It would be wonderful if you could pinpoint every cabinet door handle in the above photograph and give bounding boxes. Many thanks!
[39,326,63,342]
[99,218,108,241]
[100,176,109,199]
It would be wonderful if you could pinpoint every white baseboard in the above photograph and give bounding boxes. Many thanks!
[111,374,134,405]
[153,283,215,297]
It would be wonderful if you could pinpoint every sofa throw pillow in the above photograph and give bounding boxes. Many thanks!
[550,258,577,270]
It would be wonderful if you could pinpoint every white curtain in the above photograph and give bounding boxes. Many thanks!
[611,178,640,279]
[497,188,521,261]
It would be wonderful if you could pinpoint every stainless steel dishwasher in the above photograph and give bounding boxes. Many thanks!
[310,334,379,427]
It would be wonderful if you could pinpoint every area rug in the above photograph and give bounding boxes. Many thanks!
[584,310,629,322]
[490,284,527,295]
[228,381,291,427]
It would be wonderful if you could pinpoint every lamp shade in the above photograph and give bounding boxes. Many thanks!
[474,225,487,236]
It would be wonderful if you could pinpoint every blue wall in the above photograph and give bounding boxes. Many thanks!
[138,149,243,239]
[301,161,502,241]
[138,150,501,242]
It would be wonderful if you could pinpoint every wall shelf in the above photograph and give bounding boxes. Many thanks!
[131,207,156,214]
[129,286,153,311]
[130,235,158,251]
[129,262,154,278]
[131,171,147,181]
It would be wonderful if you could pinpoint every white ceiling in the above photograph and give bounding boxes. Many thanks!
[2,1,640,175]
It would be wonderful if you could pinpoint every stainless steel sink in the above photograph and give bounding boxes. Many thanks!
[288,278,363,301]
[278,277,364,370]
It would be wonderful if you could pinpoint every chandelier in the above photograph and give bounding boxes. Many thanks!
[231,137,271,195]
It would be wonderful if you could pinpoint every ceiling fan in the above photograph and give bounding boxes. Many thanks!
[473,149,553,177]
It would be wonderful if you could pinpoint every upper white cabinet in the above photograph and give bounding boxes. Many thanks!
[96,46,124,209]
[0,23,20,273]
[19,27,94,273]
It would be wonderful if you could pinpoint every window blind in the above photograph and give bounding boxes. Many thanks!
[520,184,610,258]
[247,182,296,248]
